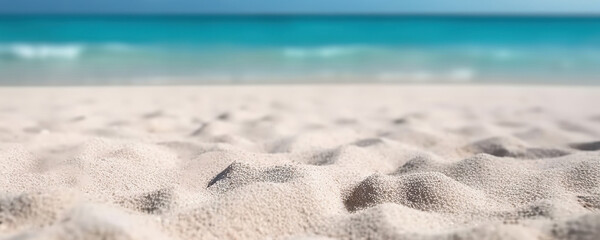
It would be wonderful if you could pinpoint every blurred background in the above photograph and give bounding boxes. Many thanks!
[1,0,599,85]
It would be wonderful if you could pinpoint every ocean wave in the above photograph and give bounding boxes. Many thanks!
[0,44,85,60]
[283,46,369,59]
[447,68,476,82]
[0,43,140,60]
[102,43,137,52]
[377,68,476,82]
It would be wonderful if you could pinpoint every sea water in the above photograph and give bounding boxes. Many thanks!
[1,15,599,85]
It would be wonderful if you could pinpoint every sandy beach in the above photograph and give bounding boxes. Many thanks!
[0,85,599,239]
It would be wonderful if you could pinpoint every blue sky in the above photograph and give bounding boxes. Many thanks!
[0,0,599,14]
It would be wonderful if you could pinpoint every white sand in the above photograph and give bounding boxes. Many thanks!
[0,85,599,240]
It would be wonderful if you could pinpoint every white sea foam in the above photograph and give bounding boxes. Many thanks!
[447,68,476,82]
[0,44,84,60]
[377,71,434,82]
[377,68,475,83]
[283,46,366,58]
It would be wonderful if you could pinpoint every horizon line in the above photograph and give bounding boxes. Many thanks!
[2,12,600,17]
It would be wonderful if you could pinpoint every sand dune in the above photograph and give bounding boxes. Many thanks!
[0,85,599,239]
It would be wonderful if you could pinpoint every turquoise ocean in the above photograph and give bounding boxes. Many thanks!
[1,16,599,85]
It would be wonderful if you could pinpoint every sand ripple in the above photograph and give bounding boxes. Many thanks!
[0,86,599,239]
